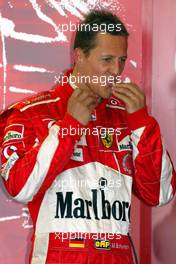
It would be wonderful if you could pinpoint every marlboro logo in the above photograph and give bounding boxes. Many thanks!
[55,189,130,221]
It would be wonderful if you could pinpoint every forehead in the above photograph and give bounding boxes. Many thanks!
[91,33,128,56]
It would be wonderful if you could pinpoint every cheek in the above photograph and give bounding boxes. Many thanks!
[91,65,108,78]
[119,63,125,74]
[86,58,106,76]
[81,60,108,82]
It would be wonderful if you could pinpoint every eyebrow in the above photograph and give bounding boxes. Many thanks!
[101,55,128,59]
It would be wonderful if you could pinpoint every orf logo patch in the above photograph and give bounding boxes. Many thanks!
[94,240,111,250]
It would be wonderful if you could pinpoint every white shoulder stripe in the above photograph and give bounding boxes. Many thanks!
[14,125,60,203]
[31,233,49,264]
[130,127,145,161]
[20,97,60,112]
[158,143,174,206]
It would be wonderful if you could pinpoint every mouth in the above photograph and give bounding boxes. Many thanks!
[107,82,113,87]
[106,84,113,97]
[106,77,115,89]
[106,83,114,92]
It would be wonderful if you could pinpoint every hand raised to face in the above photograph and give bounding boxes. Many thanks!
[112,83,146,113]
[67,88,98,125]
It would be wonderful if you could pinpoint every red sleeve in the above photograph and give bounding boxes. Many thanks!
[1,109,84,203]
[126,107,176,206]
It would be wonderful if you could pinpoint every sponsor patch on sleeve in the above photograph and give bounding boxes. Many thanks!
[3,124,24,145]
[1,152,19,181]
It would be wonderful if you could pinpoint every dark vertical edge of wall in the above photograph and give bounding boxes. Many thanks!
[140,0,153,263]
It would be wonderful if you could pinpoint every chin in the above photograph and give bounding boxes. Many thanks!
[101,87,113,99]
[103,93,111,99]
[92,85,112,99]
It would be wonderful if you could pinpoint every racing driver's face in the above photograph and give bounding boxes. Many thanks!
[74,32,128,99]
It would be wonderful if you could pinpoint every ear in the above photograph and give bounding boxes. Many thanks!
[74,48,84,65]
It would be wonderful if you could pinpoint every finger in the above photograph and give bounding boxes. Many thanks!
[83,96,97,107]
[77,90,89,101]
[114,83,144,98]
[71,88,82,98]
[113,87,138,102]
[113,86,145,103]
[89,104,97,112]
[78,83,95,96]
[113,92,131,107]
[78,90,96,102]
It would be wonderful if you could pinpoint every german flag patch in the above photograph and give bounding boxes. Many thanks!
[69,238,85,248]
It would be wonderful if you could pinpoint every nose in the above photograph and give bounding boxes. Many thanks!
[108,59,122,76]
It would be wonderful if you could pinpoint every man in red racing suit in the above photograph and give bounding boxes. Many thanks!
[0,10,176,264]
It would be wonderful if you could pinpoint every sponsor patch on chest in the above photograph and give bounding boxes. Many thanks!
[71,148,83,162]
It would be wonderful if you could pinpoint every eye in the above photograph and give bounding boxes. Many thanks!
[102,57,112,63]
[118,57,127,64]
